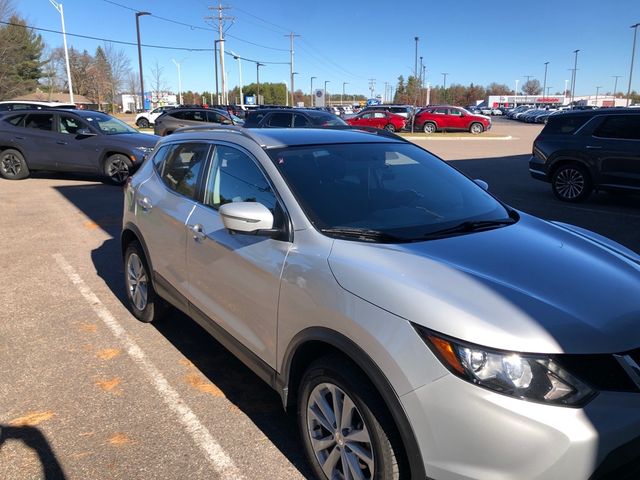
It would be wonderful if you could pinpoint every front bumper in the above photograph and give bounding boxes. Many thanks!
[529,155,548,182]
[401,373,640,480]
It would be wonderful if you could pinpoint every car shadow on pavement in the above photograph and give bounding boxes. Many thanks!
[0,424,66,479]
[53,183,313,478]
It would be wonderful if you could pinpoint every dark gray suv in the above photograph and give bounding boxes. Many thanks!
[0,109,158,184]
[529,108,640,202]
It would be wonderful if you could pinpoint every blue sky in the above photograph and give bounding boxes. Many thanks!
[16,0,640,98]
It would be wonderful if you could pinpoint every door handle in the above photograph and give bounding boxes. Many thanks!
[56,140,68,145]
[188,223,207,242]
[137,196,153,211]
[586,145,602,149]
[13,136,25,140]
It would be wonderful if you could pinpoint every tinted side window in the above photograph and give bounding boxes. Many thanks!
[543,114,590,134]
[160,143,210,198]
[293,114,312,127]
[593,115,640,140]
[204,145,276,211]
[24,114,54,131]
[152,145,172,172]
[266,112,292,127]
[5,114,25,126]
[58,115,83,134]
[170,111,185,120]
[206,111,227,123]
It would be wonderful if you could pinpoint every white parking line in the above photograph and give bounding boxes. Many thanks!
[53,253,244,479]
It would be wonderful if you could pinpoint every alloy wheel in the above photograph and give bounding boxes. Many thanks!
[555,168,585,200]
[107,157,129,184]
[127,253,148,311]
[1,153,21,176]
[307,382,374,480]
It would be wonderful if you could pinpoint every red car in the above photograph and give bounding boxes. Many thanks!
[346,110,406,132]
[413,106,491,134]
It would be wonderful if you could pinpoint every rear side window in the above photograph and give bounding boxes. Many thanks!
[24,114,54,131]
[159,142,210,198]
[593,115,640,140]
[293,114,312,127]
[543,114,590,134]
[5,114,25,126]
[266,112,292,127]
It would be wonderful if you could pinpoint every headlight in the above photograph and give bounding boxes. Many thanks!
[415,326,596,407]
[135,146,154,154]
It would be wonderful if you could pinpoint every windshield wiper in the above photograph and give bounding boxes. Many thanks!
[423,218,516,240]
[320,227,410,243]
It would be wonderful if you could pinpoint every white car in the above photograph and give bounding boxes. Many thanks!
[479,106,493,115]
[491,108,503,115]
[0,100,76,111]
[135,105,177,128]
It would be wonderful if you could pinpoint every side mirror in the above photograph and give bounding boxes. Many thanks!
[76,128,96,136]
[474,179,489,191]
[219,202,276,236]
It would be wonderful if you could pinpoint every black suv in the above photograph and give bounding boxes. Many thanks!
[529,109,640,202]
[243,108,346,128]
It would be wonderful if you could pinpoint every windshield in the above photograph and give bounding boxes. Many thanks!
[269,142,511,241]
[82,113,138,134]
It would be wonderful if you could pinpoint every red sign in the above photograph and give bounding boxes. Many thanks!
[537,97,560,103]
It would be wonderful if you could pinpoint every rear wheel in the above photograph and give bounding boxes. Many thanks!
[104,154,131,185]
[422,122,437,134]
[0,149,30,180]
[124,241,167,323]
[136,118,150,128]
[469,122,484,134]
[551,163,593,202]
[298,356,401,480]
[384,123,396,132]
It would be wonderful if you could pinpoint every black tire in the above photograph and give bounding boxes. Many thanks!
[0,148,30,180]
[469,122,484,134]
[124,241,167,323]
[422,122,437,134]
[551,163,593,203]
[384,123,396,132]
[136,118,150,128]
[103,153,132,185]
[298,355,401,480]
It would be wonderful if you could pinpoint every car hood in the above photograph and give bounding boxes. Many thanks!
[105,132,159,148]
[327,213,640,354]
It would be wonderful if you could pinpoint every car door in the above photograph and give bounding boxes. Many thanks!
[372,112,388,128]
[135,142,211,304]
[447,108,467,130]
[15,113,62,170]
[351,112,372,127]
[589,115,640,188]
[186,143,291,367]
[51,113,100,172]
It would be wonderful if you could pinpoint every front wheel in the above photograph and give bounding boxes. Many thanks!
[551,163,593,202]
[298,356,400,480]
[0,148,30,180]
[469,122,484,134]
[384,123,396,132]
[124,241,167,323]
[104,154,131,185]
[136,118,150,128]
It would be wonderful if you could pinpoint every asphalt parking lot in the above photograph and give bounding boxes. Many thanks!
[1,118,638,479]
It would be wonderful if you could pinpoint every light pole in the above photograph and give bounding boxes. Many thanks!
[571,49,580,106]
[543,62,549,99]
[441,73,448,103]
[256,62,265,104]
[172,59,183,105]
[514,79,519,107]
[612,75,621,106]
[627,23,639,106]
[292,72,299,106]
[324,80,330,107]
[595,86,602,106]
[49,1,74,104]
[342,82,348,105]
[414,36,419,77]
[564,78,569,98]
[214,39,221,104]
[230,51,243,107]
[310,76,316,107]
[546,87,553,97]
[134,11,150,110]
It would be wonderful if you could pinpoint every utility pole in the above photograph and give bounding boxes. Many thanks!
[421,64,426,105]
[612,75,621,105]
[627,23,639,106]
[342,82,348,105]
[543,62,549,99]
[206,2,233,104]
[414,36,419,77]
[384,82,389,103]
[172,59,183,105]
[310,76,316,107]
[595,86,602,106]
[286,32,301,107]
[368,78,376,99]
[571,49,580,107]
[49,1,75,104]
[256,63,265,104]
[441,73,448,103]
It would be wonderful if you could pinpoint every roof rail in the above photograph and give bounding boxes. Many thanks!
[172,124,265,146]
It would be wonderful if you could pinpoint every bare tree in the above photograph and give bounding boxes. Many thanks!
[149,60,167,97]
[125,71,139,94]
[40,46,64,98]
[522,79,542,95]
[0,0,15,21]
[104,43,131,97]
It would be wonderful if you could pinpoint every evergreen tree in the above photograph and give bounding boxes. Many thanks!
[0,15,44,98]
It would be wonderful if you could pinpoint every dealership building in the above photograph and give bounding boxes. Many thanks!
[487,94,630,108]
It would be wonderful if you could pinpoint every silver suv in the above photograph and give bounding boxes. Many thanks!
[122,125,640,480]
